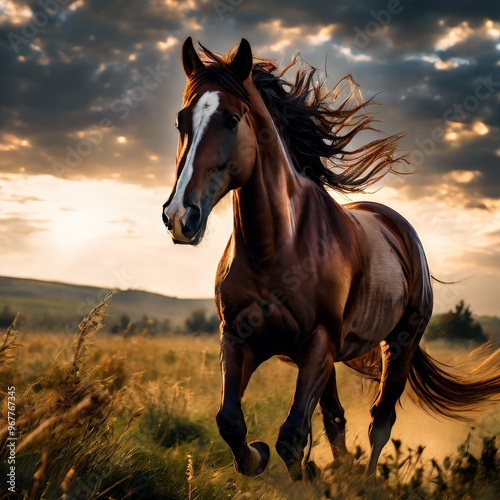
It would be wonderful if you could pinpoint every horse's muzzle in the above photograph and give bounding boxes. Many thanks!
[162,202,203,245]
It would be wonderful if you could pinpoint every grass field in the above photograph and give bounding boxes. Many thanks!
[1,298,499,499]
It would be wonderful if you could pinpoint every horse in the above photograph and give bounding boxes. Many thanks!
[162,37,500,480]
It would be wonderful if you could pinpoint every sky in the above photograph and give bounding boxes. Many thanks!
[0,0,499,315]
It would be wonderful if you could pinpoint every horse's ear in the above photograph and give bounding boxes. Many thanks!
[229,38,253,81]
[182,36,204,78]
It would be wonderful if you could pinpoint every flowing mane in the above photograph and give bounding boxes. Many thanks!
[191,43,406,193]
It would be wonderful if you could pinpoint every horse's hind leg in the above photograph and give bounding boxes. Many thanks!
[320,365,348,460]
[276,326,334,480]
[216,334,270,477]
[368,309,429,474]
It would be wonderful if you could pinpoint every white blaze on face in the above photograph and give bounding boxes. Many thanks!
[165,91,220,218]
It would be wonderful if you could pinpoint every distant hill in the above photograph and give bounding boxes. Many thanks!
[0,276,216,332]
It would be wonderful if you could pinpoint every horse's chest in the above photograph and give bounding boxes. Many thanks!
[220,293,307,359]
[217,263,317,355]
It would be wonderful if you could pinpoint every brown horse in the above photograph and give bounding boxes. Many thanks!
[162,38,500,480]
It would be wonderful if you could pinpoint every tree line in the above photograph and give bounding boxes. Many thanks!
[0,304,219,335]
[110,309,219,336]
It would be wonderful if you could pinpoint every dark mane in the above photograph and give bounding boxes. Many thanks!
[194,44,406,193]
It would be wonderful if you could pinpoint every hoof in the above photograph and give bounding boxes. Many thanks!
[235,441,270,477]
[276,440,303,480]
[305,460,321,481]
[248,441,270,476]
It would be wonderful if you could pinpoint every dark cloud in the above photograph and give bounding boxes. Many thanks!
[0,0,499,202]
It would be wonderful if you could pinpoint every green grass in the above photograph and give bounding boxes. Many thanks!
[0,298,499,499]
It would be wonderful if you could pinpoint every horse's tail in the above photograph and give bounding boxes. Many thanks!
[407,344,500,419]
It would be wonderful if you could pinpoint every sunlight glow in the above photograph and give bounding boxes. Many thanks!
[164,0,196,11]
[0,134,32,151]
[156,36,179,52]
[0,1,32,25]
[0,175,233,298]
[50,207,107,250]
[184,18,203,31]
[68,0,85,12]
[258,20,301,52]
[434,60,459,70]
[445,131,458,142]
[308,25,336,46]
[270,39,292,52]
[435,22,473,51]
[472,121,489,136]
[444,121,489,143]
[447,170,481,184]
[484,19,500,39]
[418,54,470,70]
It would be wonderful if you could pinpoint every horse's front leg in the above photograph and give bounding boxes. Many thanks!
[320,364,348,461]
[276,326,334,480]
[216,334,270,477]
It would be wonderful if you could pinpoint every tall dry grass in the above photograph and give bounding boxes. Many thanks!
[0,297,498,499]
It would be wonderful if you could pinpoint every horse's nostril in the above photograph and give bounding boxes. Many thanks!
[182,205,202,238]
[162,211,173,230]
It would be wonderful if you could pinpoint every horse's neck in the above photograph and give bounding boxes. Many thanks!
[232,126,306,266]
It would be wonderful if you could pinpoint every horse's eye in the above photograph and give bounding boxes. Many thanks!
[174,114,179,129]
[227,113,240,130]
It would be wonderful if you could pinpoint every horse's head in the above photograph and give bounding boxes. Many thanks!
[162,37,256,245]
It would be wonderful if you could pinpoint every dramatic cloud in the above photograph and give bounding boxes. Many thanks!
[1,0,498,201]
